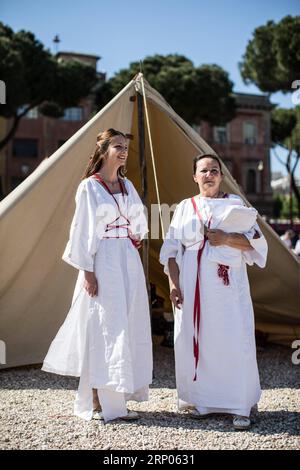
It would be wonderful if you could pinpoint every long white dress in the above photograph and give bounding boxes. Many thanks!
[160,194,268,417]
[42,176,153,422]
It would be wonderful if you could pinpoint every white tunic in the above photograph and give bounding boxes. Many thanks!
[160,194,268,417]
[42,177,153,420]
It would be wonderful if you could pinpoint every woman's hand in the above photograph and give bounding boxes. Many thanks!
[128,230,142,249]
[207,229,228,246]
[170,285,183,309]
[132,238,142,250]
[84,271,98,297]
[168,258,182,309]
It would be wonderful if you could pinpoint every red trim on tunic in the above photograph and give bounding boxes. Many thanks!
[191,196,210,381]
[191,193,230,381]
[91,174,139,248]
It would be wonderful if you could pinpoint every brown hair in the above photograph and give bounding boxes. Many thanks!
[193,154,223,175]
[82,128,127,180]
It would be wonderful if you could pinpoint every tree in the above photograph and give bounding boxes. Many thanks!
[95,54,236,126]
[239,15,300,93]
[271,107,300,219]
[240,15,300,221]
[0,22,98,152]
[274,193,299,219]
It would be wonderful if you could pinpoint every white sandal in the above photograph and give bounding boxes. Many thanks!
[92,409,104,420]
[233,415,251,430]
[93,409,139,421]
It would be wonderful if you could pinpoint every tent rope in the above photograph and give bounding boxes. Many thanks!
[140,74,176,316]
[140,74,165,240]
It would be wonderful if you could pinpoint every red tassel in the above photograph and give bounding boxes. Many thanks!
[217,264,230,285]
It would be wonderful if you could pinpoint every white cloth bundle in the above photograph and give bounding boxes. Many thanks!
[207,203,258,267]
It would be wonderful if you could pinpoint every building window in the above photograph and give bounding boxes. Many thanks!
[12,138,38,158]
[62,107,83,121]
[243,122,257,145]
[246,169,257,193]
[27,108,39,119]
[213,125,228,143]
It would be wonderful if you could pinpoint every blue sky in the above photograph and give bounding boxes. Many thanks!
[2,0,299,176]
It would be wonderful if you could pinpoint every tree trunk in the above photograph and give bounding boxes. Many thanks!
[0,114,22,153]
[291,155,300,218]
[286,150,294,227]
[0,103,40,154]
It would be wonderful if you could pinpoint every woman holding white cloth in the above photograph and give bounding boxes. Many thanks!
[160,154,268,430]
[42,129,152,423]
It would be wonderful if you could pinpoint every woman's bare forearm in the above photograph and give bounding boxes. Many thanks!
[168,258,180,289]
[225,233,253,251]
[168,258,183,308]
[207,229,254,250]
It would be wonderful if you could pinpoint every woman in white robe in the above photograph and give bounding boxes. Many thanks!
[160,154,268,430]
[42,129,153,423]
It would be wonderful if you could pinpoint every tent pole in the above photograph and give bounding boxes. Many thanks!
[137,91,151,306]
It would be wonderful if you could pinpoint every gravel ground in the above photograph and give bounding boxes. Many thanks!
[0,343,299,450]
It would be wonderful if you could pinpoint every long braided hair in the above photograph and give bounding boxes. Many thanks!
[82,128,127,180]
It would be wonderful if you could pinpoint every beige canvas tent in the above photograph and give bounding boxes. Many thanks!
[1,74,300,369]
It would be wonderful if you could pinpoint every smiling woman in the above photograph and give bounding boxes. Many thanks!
[83,129,128,185]
[42,128,153,423]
